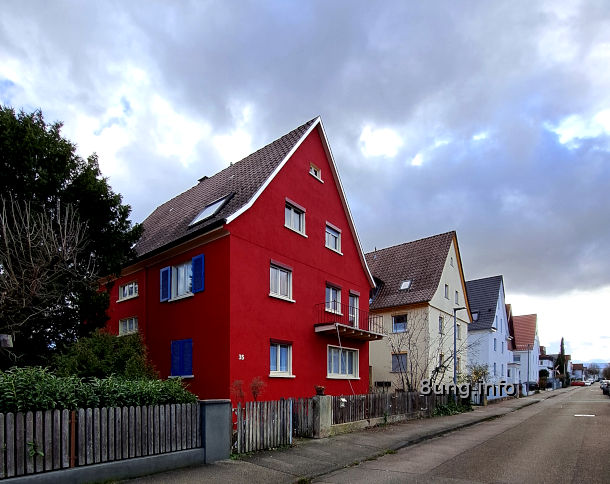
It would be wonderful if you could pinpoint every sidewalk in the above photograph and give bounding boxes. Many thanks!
[125,388,573,484]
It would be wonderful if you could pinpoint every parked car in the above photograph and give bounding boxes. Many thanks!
[603,384,610,396]
[584,380,592,386]
[571,380,585,386]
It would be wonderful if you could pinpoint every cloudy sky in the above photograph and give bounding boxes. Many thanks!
[2,1,609,362]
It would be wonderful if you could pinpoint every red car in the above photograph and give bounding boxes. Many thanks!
[571,380,585,386]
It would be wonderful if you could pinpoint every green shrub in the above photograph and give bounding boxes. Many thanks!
[432,400,472,417]
[0,367,196,413]
[54,330,157,379]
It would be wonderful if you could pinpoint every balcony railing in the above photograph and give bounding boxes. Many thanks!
[315,302,384,335]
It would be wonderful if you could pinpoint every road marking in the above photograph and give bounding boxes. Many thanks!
[574,414,595,417]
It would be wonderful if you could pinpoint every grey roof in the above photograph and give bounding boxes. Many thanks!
[135,118,317,257]
[465,275,503,331]
[365,232,456,310]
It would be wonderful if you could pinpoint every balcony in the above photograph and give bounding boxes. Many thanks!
[314,302,384,341]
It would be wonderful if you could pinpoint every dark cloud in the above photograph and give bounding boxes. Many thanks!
[2,0,610,298]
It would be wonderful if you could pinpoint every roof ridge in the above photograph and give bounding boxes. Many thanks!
[365,230,456,255]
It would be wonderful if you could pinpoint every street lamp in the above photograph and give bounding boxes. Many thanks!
[453,306,467,403]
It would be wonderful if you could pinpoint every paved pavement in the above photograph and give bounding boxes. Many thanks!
[124,387,575,484]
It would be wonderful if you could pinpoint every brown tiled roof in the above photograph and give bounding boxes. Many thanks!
[365,231,455,310]
[512,314,537,350]
[135,118,317,257]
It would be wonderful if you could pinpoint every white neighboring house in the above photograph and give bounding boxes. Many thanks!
[511,313,540,395]
[465,275,514,399]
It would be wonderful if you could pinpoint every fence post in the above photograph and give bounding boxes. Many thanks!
[199,399,231,464]
[312,395,332,439]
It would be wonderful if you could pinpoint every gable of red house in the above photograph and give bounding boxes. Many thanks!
[104,117,380,402]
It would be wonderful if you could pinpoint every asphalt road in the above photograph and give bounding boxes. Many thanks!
[316,386,610,484]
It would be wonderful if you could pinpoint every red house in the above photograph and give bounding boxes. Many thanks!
[105,117,383,401]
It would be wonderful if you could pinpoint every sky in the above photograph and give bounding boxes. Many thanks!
[1,1,609,363]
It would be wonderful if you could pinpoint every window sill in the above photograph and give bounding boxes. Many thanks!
[268,373,296,378]
[116,295,139,303]
[169,292,194,302]
[269,293,296,303]
[392,329,407,334]
[309,171,324,183]
[118,331,139,337]
[326,375,360,380]
[325,309,343,316]
[284,225,308,238]
[325,245,343,255]
[169,375,194,379]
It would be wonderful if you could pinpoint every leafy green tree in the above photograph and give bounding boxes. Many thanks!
[602,365,610,380]
[555,337,567,386]
[0,106,141,367]
[54,330,157,380]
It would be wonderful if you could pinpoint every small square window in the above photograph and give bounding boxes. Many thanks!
[270,264,293,300]
[309,163,322,181]
[119,317,138,335]
[392,314,407,333]
[325,224,341,253]
[285,202,305,234]
[270,342,292,376]
[444,284,449,299]
[391,353,407,373]
[327,345,358,378]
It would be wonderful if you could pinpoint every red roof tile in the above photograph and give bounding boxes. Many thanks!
[512,314,537,350]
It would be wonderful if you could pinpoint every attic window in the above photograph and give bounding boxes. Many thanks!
[309,163,322,181]
[472,312,479,321]
[189,195,230,226]
[399,280,412,290]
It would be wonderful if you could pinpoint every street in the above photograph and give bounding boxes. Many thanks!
[316,386,610,483]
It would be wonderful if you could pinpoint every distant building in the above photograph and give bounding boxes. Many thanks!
[511,313,540,395]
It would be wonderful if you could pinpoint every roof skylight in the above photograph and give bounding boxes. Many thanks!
[189,195,230,227]
[399,280,412,290]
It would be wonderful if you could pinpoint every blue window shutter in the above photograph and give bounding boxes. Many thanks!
[160,266,171,301]
[171,340,181,376]
[192,255,205,293]
[183,339,193,375]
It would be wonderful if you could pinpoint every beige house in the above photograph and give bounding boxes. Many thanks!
[365,231,472,392]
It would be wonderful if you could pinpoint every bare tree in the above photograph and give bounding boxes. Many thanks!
[385,309,475,392]
[0,196,95,362]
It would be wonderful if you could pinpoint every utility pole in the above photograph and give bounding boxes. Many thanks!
[453,306,466,404]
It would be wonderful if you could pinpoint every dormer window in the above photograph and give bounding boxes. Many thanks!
[189,195,230,227]
[309,163,322,181]
[472,311,479,321]
[399,280,412,290]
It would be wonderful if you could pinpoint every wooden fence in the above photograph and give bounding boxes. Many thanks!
[234,400,292,454]
[332,392,449,425]
[291,398,313,438]
[0,403,200,479]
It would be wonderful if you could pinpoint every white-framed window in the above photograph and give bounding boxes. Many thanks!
[284,201,305,234]
[501,363,504,376]
[444,284,449,299]
[507,368,512,378]
[270,342,292,376]
[457,323,462,340]
[173,261,193,298]
[391,353,407,373]
[327,345,358,378]
[494,338,497,351]
[325,224,341,253]
[450,256,454,267]
[392,314,407,333]
[455,290,459,304]
[514,355,521,362]
[438,315,444,334]
[325,285,341,313]
[119,281,138,301]
[502,341,504,354]
[309,163,322,181]
[119,317,138,335]
[494,362,497,376]
[270,264,292,300]
[348,293,359,326]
